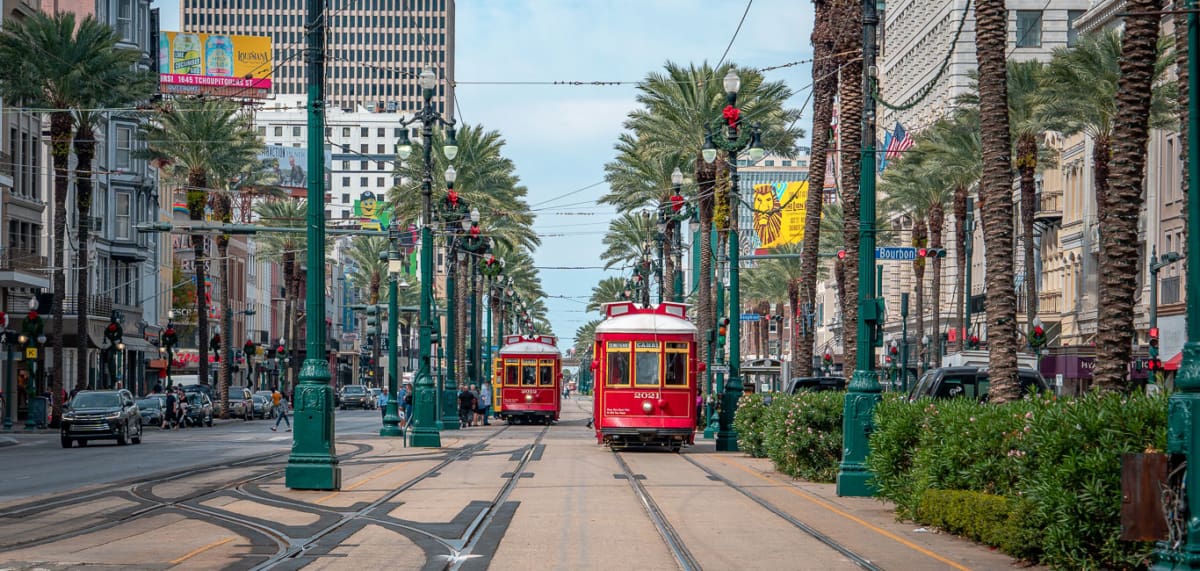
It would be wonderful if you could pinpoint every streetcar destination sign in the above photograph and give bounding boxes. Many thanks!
[875,247,917,261]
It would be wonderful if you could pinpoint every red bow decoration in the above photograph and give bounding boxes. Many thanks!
[723,105,740,128]
[970,335,979,344]
[165,327,176,337]
[27,311,38,321]
[447,189,459,207]
[1033,326,1044,337]
[486,255,496,265]
[106,323,118,333]
[470,225,480,237]
[670,194,684,212]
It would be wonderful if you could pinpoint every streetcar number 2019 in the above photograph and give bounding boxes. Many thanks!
[633,392,658,399]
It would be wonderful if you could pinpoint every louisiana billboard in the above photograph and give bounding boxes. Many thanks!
[159,32,272,98]
[751,181,809,250]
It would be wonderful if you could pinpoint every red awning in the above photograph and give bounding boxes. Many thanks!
[1164,352,1183,371]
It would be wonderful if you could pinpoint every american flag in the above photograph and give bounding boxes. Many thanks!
[879,121,914,172]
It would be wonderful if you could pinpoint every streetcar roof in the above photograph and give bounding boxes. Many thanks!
[595,301,697,335]
[498,341,562,355]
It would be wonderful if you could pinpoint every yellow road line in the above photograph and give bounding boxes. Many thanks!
[170,536,235,565]
[714,457,973,571]
[313,437,464,504]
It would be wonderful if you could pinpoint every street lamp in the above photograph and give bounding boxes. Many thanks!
[921,335,931,373]
[1149,247,1183,383]
[381,219,406,437]
[392,65,457,448]
[701,66,764,452]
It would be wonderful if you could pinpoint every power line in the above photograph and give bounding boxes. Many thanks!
[716,0,755,69]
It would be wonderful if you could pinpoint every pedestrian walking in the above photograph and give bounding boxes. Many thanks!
[478,383,491,426]
[458,386,475,427]
[403,384,413,425]
[271,388,282,416]
[163,389,177,429]
[377,388,389,420]
[272,393,291,431]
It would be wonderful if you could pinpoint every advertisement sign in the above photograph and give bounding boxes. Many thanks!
[258,145,311,189]
[751,181,809,250]
[353,191,393,231]
[159,32,272,98]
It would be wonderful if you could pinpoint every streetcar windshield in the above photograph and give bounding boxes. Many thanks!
[635,349,660,387]
[506,364,519,386]
[606,352,630,386]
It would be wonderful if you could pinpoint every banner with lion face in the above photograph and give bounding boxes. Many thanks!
[752,181,809,250]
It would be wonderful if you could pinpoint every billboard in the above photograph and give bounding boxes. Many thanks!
[751,181,809,250]
[257,145,331,191]
[353,191,393,231]
[159,32,272,98]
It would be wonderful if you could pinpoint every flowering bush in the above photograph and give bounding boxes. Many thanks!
[732,393,771,458]
[761,392,845,482]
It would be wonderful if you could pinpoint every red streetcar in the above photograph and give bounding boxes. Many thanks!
[493,334,562,424]
[591,302,700,451]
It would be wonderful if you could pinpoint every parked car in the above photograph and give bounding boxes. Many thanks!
[137,395,166,427]
[369,387,382,408]
[908,366,1049,402]
[211,386,253,420]
[181,382,216,403]
[251,394,274,419]
[61,389,143,447]
[339,385,371,410]
[784,376,847,394]
[183,392,214,427]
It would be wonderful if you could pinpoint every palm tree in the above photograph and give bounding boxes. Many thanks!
[252,199,308,392]
[972,0,1020,402]
[346,236,390,385]
[1096,3,1175,391]
[797,0,839,376]
[626,61,801,388]
[588,277,631,313]
[573,319,601,358]
[0,12,152,421]
[834,0,864,378]
[600,211,657,270]
[145,98,260,413]
[743,243,803,361]
[918,112,982,351]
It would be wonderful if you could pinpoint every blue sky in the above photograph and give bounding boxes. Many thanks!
[153,0,814,344]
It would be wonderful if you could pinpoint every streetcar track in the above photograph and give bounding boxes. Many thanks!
[680,454,881,571]
[613,451,702,571]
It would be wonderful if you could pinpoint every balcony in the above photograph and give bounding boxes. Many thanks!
[62,295,114,319]
[1034,191,1063,224]
[0,247,49,289]
[1038,290,1062,316]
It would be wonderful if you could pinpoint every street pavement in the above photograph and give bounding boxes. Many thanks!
[0,398,1042,570]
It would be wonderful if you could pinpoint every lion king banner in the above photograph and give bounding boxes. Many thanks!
[751,181,809,250]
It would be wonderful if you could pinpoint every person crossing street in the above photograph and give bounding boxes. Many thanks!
[271,390,291,431]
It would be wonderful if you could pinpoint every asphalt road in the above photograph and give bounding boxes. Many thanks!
[0,408,387,503]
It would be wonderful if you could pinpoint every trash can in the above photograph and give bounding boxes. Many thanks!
[29,396,47,428]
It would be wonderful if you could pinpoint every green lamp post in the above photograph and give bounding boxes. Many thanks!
[380,221,406,438]
[286,0,341,489]
[163,312,177,389]
[481,254,504,388]
[440,193,465,430]
[701,68,765,452]
[460,210,492,387]
[666,167,695,304]
[393,66,458,448]
[836,0,883,497]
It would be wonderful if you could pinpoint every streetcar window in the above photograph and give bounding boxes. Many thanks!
[665,352,688,386]
[635,352,660,387]
[606,352,630,386]
[522,366,538,386]
[539,361,555,386]
[505,364,519,386]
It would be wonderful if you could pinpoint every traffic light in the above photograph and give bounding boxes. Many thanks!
[836,250,846,260]
[918,247,947,258]
[717,317,730,346]
[1149,327,1160,360]
[244,339,256,357]
[276,344,285,358]
[366,304,379,337]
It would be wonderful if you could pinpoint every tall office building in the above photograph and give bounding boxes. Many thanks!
[180,0,455,115]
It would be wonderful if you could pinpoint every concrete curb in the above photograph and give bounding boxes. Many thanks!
[0,436,18,447]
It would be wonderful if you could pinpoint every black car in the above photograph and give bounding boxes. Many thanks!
[339,385,371,410]
[136,395,166,427]
[908,366,1049,402]
[784,376,847,394]
[183,392,215,427]
[61,390,143,447]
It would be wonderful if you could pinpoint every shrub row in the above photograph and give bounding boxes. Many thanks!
[735,390,1168,570]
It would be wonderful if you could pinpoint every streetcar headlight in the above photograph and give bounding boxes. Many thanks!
[642,401,653,414]
[525,393,533,403]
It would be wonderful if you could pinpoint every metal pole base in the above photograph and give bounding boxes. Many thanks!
[440,387,461,430]
[703,404,717,439]
[836,370,881,497]
[409,381,442,448]
[285,361,341,490]
[1153,542,1200,570]
[715,375,742,452]
[380,403,403,437]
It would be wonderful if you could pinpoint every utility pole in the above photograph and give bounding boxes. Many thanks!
[285,0,340,490]
[963,197,974,347]
[837,0,883,497]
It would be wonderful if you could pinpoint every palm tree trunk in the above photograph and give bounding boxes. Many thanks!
[798,0,836,378]
[662,215,674,302]
[954,184,968,351]
[912,220,928,369]
[1017,134,1039,326]
[186,170,210,387]
[836,0,864,381]
[929,207,946,368]
[1177,2,1190,215]
[218,237,231,418]
[695,151,718,396]
[974,0,1020,402]
[1093,136,1112,282]
[49,111,70,415]
[72,123,96,414]
[1096,0,1163,392]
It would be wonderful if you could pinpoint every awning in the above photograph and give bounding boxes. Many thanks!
[119,336,157,353]
[1164,352,1183,372]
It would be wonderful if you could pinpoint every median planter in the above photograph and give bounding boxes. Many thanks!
[762,392,844,482]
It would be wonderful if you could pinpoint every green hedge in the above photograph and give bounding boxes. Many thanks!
[761,392,844,482]
[732,393,771,458]
[915,490,1039,560]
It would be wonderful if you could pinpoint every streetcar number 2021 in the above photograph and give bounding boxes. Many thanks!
[633,392,658,399]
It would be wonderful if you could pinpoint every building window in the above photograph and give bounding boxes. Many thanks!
[115,126,133,170]
[342,193,350,203]
[764,160,774,166]
[274,126,283,136]
[361,127,369,137]
[1016,11,1042,48]
[1067,10,1085,47]
[342,127,351,137]
[377,177,384,187]
[292,126,301,136]
[360,177,368,186]
[782,160,792,167]
[117,0,134,40]
[115,192,131,240]
[342,177,350,186]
